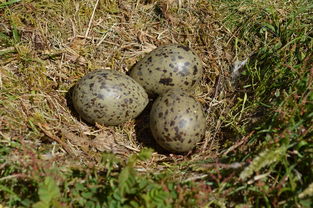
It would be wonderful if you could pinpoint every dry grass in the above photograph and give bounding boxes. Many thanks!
[1,0,312,207]
[1,0,238,172]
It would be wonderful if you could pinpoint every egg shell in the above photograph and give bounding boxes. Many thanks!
[129,44,203,95]
[72,69,149,126]
[150,90,206,153]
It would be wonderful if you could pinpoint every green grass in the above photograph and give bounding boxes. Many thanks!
[1,0,313,207]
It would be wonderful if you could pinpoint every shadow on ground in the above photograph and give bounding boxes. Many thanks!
[65,85,80,120]
[134,100,173,155]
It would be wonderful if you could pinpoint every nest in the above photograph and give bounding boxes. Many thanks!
[1,0,248,176]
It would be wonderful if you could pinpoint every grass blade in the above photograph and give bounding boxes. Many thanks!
[0,0,21,9]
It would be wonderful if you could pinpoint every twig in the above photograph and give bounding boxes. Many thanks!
[206,74,222,115]
[96,23,116,47]
[85,0,100,38]
[0,46,15,55]
[222,131,254,156]
[200,162,245,169]
[184,174,208,182]
[0,174,28,181]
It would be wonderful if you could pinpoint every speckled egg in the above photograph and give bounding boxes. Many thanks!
[72,69,149,126]
[129,44,203,95]
[150,90,206,153]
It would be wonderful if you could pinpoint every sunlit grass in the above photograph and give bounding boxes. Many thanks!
[0,0,312,207]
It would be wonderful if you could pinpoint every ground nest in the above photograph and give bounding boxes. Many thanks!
[1,0,313,206]
[1,0,244,175]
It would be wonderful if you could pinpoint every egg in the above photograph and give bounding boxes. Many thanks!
[129,44,203,95]
[72,69,149,125]
[150,90,206,153]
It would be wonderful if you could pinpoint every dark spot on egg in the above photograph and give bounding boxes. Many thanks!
[164,98,169,106]
[176,135,184,143]
[193,66,198,75]
[164,135,172,142]
[170,121,175,126]
[100,72,108,77]
[90,97,97,104]
[159,78,174,86]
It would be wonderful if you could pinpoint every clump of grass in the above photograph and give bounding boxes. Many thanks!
[0,0,312,207]
[218,0,313,206]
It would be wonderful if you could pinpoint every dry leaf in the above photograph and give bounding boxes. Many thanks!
[61,129,90,152]
[92,131,116,152]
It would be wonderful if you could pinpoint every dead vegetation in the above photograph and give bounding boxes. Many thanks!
[1,0,312,207]
[1,0,238,170]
